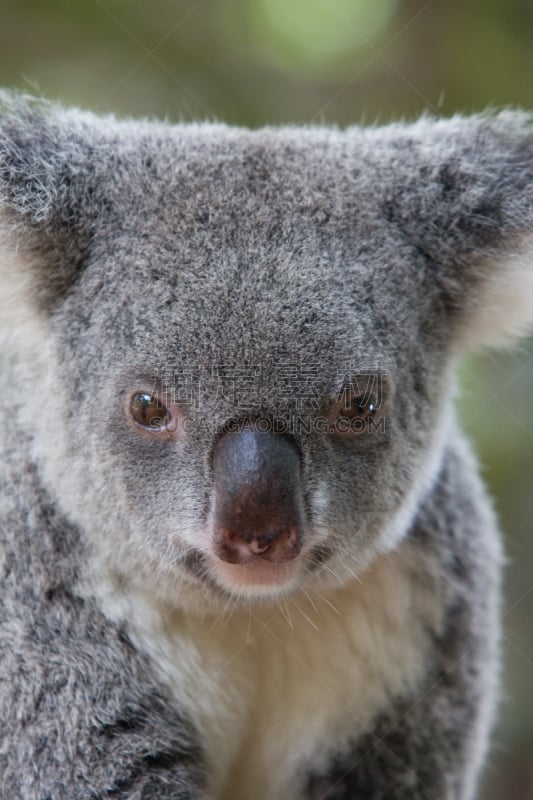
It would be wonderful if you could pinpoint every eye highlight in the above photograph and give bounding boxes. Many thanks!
[129,392,172,432]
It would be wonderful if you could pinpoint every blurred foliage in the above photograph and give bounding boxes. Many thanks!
[3,0,533,124]
[1,0,532,796]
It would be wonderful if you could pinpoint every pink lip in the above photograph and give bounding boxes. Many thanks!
[208,555,299,590]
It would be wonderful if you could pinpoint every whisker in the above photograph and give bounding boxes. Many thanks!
[294,602,320,631]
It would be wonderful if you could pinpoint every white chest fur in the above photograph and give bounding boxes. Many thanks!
[93,542,441,800]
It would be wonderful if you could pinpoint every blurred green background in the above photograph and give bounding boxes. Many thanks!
[1,0,532,796]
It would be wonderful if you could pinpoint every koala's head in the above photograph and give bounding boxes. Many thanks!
[1,92,533,610]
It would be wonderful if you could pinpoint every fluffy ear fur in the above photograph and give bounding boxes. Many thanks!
[378,113,533,351]
[0,91,109,313]
[458,242,533,350]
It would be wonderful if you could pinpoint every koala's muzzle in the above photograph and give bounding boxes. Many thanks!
[212,429,304,565]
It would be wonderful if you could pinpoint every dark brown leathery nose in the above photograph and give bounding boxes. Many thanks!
[212,429,304,565]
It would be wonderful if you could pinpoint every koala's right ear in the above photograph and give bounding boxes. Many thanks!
[0,91,107,317]
[378,113,533,353]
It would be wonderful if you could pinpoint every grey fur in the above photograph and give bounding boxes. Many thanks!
[1,91,532,799]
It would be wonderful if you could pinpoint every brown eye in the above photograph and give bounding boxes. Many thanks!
[329,392,380,436]
[129,392,171,431]
[340,395,377,422]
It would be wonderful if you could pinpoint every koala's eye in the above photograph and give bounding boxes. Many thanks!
[129,392,172,432]
[329,391,381,437]
[340,395,377,421]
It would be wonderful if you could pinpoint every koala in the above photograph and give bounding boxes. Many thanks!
[1,91,533,800]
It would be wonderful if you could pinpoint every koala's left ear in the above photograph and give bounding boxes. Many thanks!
[381,112,533,352]
[0,91,109,315]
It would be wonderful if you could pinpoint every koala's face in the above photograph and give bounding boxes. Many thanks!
[38,135,449,605]
[2,96,533,607]
[46,236,444,603]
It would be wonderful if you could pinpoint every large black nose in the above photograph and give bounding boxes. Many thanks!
[211,429,305,565]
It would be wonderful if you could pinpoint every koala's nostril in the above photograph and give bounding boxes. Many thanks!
[249,539,270,555]
[214,526,302,565]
